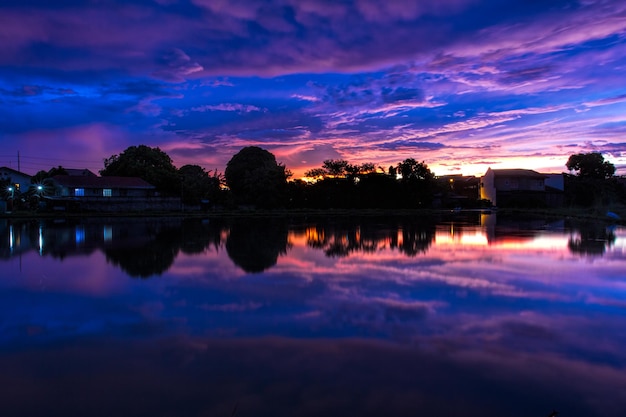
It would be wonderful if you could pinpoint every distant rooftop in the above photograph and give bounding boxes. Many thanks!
[0,166,31,177]
[488,168,546,178]
[64,168,97,177]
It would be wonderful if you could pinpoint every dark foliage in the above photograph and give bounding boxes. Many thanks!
[225,146,289,208]
[566,152,615,179]
[179,164,222,206]
[564,174,626,207]
[101,145,179,195]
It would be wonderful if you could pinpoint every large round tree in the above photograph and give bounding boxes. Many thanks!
[566,152,615,179]
[225,146,289,208]
[100,145,179,194]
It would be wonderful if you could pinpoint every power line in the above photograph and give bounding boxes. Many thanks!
[0,153,104,171]
[0,157,103,175]
[0,154,103,163]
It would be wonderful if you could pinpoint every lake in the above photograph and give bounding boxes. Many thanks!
[1,213,625,417]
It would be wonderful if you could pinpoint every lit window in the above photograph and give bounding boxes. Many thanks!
[103,189,112,197]
[75,188,84,196]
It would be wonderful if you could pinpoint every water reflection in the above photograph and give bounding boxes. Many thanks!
[1,215,626,416]
[0,215,622,275]
[568,221,616,255]
[305,218,436,257]
[226,217,289,272]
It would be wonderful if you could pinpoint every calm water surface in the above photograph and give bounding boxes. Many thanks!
[1,214,625,417]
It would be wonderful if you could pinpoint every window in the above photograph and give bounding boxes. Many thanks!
[75,188,84,197]
[103,188,112,197]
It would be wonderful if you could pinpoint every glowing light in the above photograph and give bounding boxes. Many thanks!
[103,225,113,241]
[75,226,85,245]
[435,228,489,246]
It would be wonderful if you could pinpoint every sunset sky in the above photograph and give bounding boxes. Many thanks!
[1,0,625,178]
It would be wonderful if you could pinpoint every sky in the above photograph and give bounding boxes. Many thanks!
[1,0,626,178]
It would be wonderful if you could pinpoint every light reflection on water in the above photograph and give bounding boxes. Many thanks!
[0,214,625,417]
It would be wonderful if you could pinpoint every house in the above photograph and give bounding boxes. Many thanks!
[44,175,180,212]
[0,166,32,194]
[480,168,551,207]
[49,175,156,198]
[436,175,481,208]
[544,173,566,207]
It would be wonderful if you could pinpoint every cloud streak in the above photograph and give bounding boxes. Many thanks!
[1,0,625,176]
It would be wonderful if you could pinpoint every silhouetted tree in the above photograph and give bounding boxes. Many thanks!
[32,166,67,184]
[306,160,377,181]
[397,159,434,182]
[101,145,179,195]
[179,164,222,205]
[225,146,289,208]
[323,159,350,177]
[304,168,327,180]
[286,179,310,208]
[31,170,49,184]
[396,159,436,207]
[564,153,621,207]
[566,152,615,179]
[356,173,401,208]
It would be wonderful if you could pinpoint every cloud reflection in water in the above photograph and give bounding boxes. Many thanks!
[0,215,625,416]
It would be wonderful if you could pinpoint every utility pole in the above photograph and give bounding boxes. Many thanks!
[17,151,20,172]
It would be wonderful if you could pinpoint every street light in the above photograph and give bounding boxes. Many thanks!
[8,186,13,198]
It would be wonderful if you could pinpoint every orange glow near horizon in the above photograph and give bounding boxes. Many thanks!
[287,221,587,257]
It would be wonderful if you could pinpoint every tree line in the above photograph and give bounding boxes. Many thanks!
[17,144,626,210]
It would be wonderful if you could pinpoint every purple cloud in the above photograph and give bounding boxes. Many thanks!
[1,0,625,177]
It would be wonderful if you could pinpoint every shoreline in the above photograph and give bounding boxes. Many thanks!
[1,206,624,224]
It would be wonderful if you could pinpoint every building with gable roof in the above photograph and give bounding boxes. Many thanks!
[0,166,32,194]
[50,175,156,198]
[44,175,180,212]
[480,168,563,207]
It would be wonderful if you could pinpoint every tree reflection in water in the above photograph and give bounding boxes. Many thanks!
[0,216,622,276]
[105,219,227,277]
[225,217,289,273]
[568,221,616,256]
[104,226,181,278]
[305,217,436,257]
